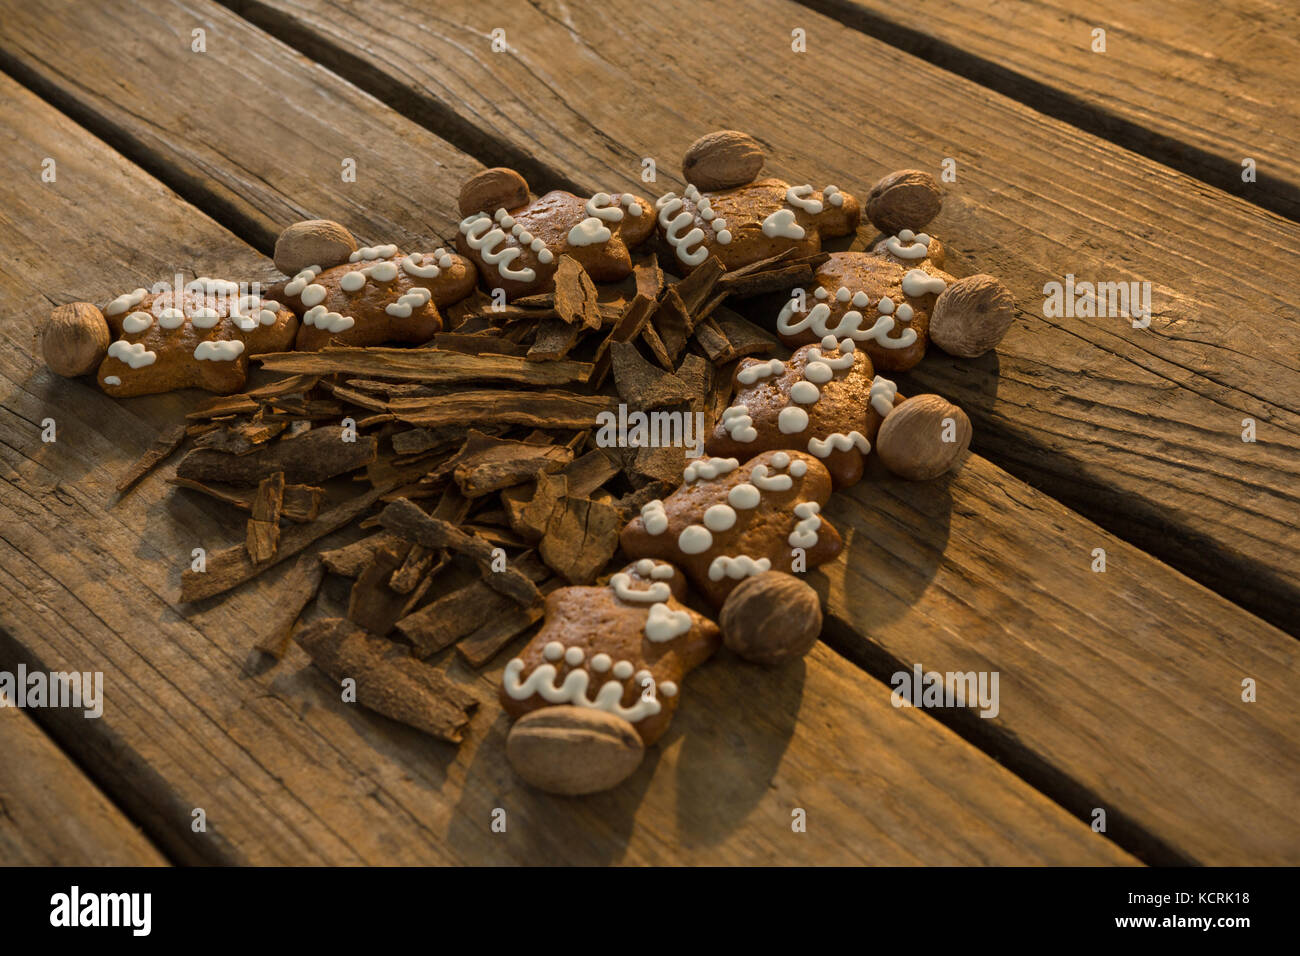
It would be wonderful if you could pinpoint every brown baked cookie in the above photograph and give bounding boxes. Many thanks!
[283,244,477,351]
[500,558,719,746]
[653,178,859,274]
[776,251,953,372]
[706,337,904,488]
[96,279,298,397]
[620,450,842,608]
[455,169,655,299]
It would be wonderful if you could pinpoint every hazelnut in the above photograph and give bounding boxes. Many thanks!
[458,167,530,218]
[865,169,942,234]
[876,394,972,480]
[506,706,644,795]
[930,275,1016,358]
[720,571,822,665]
[273,219,358,276]
[682,130,765,191]
[42,302,110,378]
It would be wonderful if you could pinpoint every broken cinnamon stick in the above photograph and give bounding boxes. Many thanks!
[115,423,187,495]
[245,472,285,563]
[176,426,376,485]
[256,346,591,386]
[253,553,324,659]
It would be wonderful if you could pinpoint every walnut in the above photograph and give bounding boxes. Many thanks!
[876,394,972,480]
[720,571,822,665]
[42,302,110,377]
[865,169,942,234]
[458,167,530,218]
[273,219,358,276]
[506,705,644,795]
[682,130,765,191]
[930,274,1016,358]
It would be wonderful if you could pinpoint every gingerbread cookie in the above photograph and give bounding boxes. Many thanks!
[620,450,842,608]
[652,131,859,274]
[282,244,477,350]
[95,278,298,397]
[455,168,655,300]
[500,558,719,746]
[776,250,953,372]
[706,336,904,488]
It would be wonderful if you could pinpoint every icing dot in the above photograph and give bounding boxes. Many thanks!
[634,558,655,576]
[591,654,612,672]
[103,375,121,386]
[122,311,152,334]
[641,499,669,535]
[728,483,761,510]
[703,504,737,532]
[339,271,366,292]
[805,362,833,384]
[836,287,851,303]
[564,646,585,666]
[157,308,185,329]
[771,452,791,468]
[367,262,399,282]
[543,641,564,661]
[300,284,327,307]
[790,459,808,477]
[613,661,634,680]
[659,681,679,698]
[790,381,820,404]
[814,287,829,300]
[678,525,713,554]
[537,248,555,264]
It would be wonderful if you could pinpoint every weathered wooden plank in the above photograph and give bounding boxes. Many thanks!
[823,457,1300,865]
[0,31,1125,865]
[0,706,167,865]
[221,0,1300,631]
[802,0,1300,219]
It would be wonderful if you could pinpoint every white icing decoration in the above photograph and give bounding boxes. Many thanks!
[366,262,398,282]
[543,641,564,661]
[786,184,823,214]
[658,196,710,266]
[640,499,668,535]
[729,483,761,510]
[886,230,932,260]
[612,661,634,680]
[103,375,121,386]
[683,457,738,483]
[609,572,671,604]
[678,525,713,554]
[708,555,771,582]
[633,558,675,580]
[771,452,790,468]
[788,501,822,548]
[870,375,898,417]
[659,681,678,698]
[808,431,870,458]
[761,208,805,239]
[300,284,327,307]
[586,193,625,223]
[190,307,220,330]
[902,269,947,297]
[461,213,537,282]
[157,307,185,329]
[804,361,833,384]
[303,306,355,333]
[400,253,442,279]
[107,340,156,368]
[503,659,661,723]
[824,184,844,207]
[564,646,584,666]
[232,314,259,332]
[703,504,737,532]
[194,340,245,362]
[349,244,398,262]
[790,380,820,404]
[737,358,785,385]
[621,194,642,216]
[778,406,809,434]
[645,602,692,642]
[122,311,152,334]
[591,653,612,672]
[722,405,757,442]
[567,217,612,246]
[258,309,279,326]
[789,459,808,477]
[338,271,366,293]
[104,288,147,316]
[385,287,432,318]
[750,464,792,492]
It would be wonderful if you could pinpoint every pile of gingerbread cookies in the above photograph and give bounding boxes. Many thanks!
[42,130,1014,796]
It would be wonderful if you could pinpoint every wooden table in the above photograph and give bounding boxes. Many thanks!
[0,0,1295,866]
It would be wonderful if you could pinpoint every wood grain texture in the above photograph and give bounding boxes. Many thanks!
[825,457,1300,865]
[801,0,1300,220]
[217,0,1300,631]
[0,707,168,865]
[0,67,1128,865]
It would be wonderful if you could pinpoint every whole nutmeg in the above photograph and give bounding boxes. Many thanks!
[876,394,972,481]
[865,169,943,234]
[720,571,822,665]
[506,706,644,795]
[273,219,357,276]
[930,275,1016,358]
[458,167,530,218]
[682,130,765,191]
[42,302,110,377]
